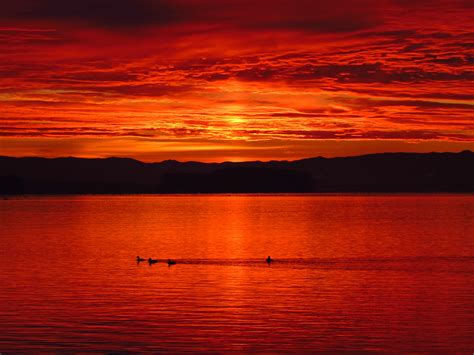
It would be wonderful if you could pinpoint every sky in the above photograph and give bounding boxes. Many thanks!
[0,0,473,162]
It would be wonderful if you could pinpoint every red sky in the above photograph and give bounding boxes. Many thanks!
[1,0,473,162]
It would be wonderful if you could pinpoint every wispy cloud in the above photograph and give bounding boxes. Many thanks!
[0,0,473,161]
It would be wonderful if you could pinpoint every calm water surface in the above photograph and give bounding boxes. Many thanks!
[1,194,473,352]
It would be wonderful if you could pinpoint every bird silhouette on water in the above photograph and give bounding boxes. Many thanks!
[136,256,145,263]
[167,259,176,266]
[266,256,274,264]
[148,258,158,265]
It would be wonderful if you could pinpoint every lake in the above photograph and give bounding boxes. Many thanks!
[1,194,473,352]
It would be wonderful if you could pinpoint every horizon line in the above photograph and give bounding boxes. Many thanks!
[1,150,472,165]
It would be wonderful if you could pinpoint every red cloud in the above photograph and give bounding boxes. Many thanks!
[0,1,473,160]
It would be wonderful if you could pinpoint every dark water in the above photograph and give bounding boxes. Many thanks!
[1,194,473,352]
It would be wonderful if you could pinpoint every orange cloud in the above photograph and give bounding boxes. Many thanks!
[0,1,473,161]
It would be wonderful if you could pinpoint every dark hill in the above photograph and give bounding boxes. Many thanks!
[0,151,473,194]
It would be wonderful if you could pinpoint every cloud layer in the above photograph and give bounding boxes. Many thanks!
[1,0,473,161]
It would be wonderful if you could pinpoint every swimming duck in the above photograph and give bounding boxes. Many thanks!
[266,256,274,263]
[148,258,158,264]
[167,259,177,266]
[136,256,146,262]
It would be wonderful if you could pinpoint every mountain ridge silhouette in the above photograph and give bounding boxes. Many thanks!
[1,151,473,194]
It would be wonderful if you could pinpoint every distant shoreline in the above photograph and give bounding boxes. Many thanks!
[1,151,473,194]
[3,193,474,199]
[2,150,473,165]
